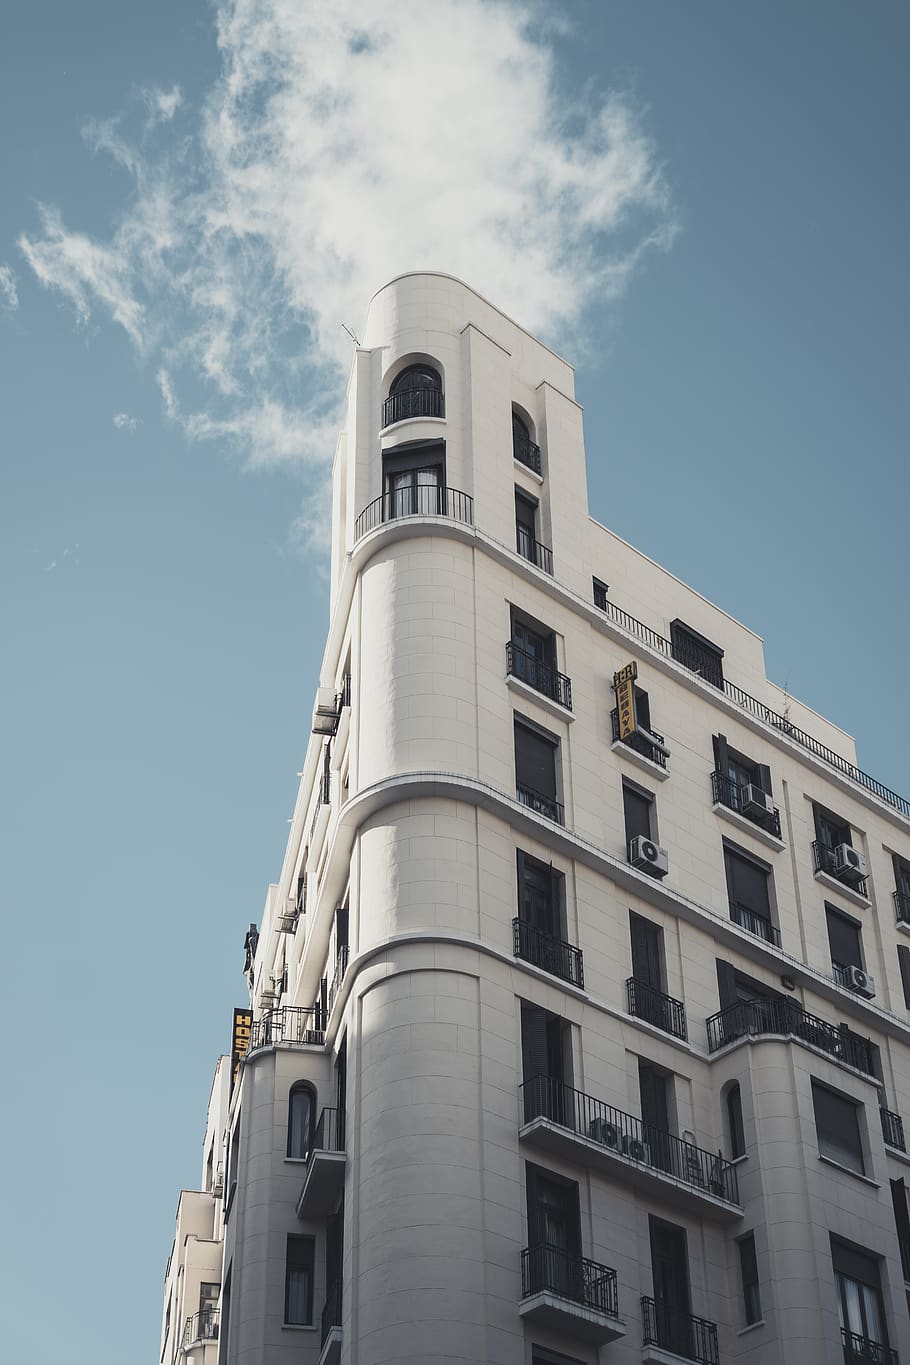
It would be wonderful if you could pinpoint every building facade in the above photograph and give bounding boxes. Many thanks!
[160,273,910,1365]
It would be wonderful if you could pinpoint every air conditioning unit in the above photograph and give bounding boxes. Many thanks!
[623,1135,652,1165]
[589,1117,621,1149]
[741,783,774,819]
[629,835,669,879]
[213,1162,224,1195]
[311,686,338,735]
[843,965,876,999]
[833,844,868,885]
[278,911,299,934]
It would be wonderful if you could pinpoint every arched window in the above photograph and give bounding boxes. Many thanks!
[512,411,541,474]
[383,363,444,425]
[726,1081,745,1159]
[287,1084,315,1159]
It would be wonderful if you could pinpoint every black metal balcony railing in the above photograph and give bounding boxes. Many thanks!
[326,945,349,1021]
[813,841,869,897]
[246,1006,325,1053]
[706,998,875,1076]
[881,1107,907,1152]
[641,1297,719,1365]
[516,783,564,825]
[894,891,910,925]
[184,1309,219,1346]
[516,524,553,574]
[610,708,668,769]
[670,631,724,689]
[521,1244,619,1318]
[506,641,572,710]
[513,431,542,474]
[309,1105,345,1160]
[320,1276,342,1348]
[711,770,782,839]
[382,385,444,427]
[514,918,584,988]
[521,1075,740,1206]
[841,1327,899,1365]
[627,977,688,1041]
[353,486,473,541]
[730,902,782,947]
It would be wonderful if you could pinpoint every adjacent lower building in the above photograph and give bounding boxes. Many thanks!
[160,272,910,1365]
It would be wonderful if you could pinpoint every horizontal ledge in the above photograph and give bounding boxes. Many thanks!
[506,672,575,722]
[711,801,785,851]
[813,870,871,910]
[609,740,671,782]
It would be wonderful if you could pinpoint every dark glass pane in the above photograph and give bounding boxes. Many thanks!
[623,785,653,843]
[515,723,557,799]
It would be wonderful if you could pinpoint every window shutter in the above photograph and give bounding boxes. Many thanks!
[756,763,773,797]
[898,946,910,1009]
[521,1005,550,1084]
[713,733,729,776]
[716,959,738,1010]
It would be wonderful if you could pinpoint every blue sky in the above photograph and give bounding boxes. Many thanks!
[1,3,907,1360]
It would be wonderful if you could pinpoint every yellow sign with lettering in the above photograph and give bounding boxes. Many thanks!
[613,661,638,740]
[231,1007,253,1092]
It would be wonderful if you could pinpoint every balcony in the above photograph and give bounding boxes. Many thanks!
[353,485,473,541]
[513,430,542,474]
[519,1244,625,1345]
[513,918,584,988]
[326,945,349,1023]
[506,641,572,710]
[711,771,782,839]
[641,1297,719,1365]
[516,524,553,574]
[627,978,687,1041]
[319,1276,342,1365]
[516,783,564,825]
[184,1309,219,1347]
[895,891,910,927]
[841,1328,899,1365]
[246,1006,324,1055]
[706,998,875,1076]
[730,902,781,947]
[881,1107,906,1152]
[382,385,444,426]
[296,1107,346,1218]
[813,841,869,898]
[611,708,668,770]
[520,1075,741,1220]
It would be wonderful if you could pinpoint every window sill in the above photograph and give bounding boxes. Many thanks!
[814,870,870,909]
[712,801,785,851]
[506,672,574,723]
[737,1320,766,1337]
[896,919,910,939]
[513,456,544,485]
[282,1323,318,1332]
[284,1157,308,1164]
[379,414,445,438]
[818,1154,879,1187]
[609,739,670,782]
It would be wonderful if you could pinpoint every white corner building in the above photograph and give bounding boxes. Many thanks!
[160,273,910,1365]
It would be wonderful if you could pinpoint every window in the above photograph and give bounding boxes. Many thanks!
[520,1001,572,1122]
[517,851,563,939]
[512,410,541,473]
[612,685,667,769]
[623,780,655,845]
[284,1236,315,1325]
[515,488,552,573]
[831,1239,890,1358]
[724,844,778,945]
[532,1350,585,1365]
[639,1060,673,1171]
[593,576,608,610]
[894,855,910,923]
[287,1084,315,1159]
[816,806,851,855]
[526,1162,581,1258]
[826,906,864,986]
[890,1179,910,1283]
[383,362,443,423]
[711,735,778,833]
[509,610,569,707]
[813,1082,865,1175]
[226,1118,241,1214]
[382,439,445,518]
[217,1266,231,1365]
[670,619,724,689]
[738,1233,761,1324]
[726,1082,746,1159]
[514,717,562,823]
[898,945,910,1009]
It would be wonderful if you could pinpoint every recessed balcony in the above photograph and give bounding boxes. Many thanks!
[706,998,875,1076]
[894,891,910,927]
[516,523,553,574]
[711,770,782,840]
[353,486,473,541]
[506,641,572,710]
[627,978,687,1042]
[611,708,668,770]
[813,840,869,899]
[519,1244,625,1345]
[513,430,542,474]
[513,918,584,989]
[641,1297,719,1365]
[246,1006,324,1055]
[296,1107,346,1218]
[183,1309,219,1348]
[382,385,444,427]
[519,1076,742,1221]
[841,1327,898,1365]
[318,1277,342,1365]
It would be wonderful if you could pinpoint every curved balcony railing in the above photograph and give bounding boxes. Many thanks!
[641,1297,719,1365]
[516,783,564,825]
[247,1006,324,1054]
[184,1309,219,1346]
[513,918,584,988]
[706,998,875,1075]
[841,1327,899,1365]
[354,486,473,541]
[506,641,572,709]
[627,977,687,1041]
[382,386,444,427]
[521,1244,618,1318]
[610,708,668,769]
[711,770,782,838]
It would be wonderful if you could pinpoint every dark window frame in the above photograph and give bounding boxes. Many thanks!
[825,904,864,976]
[670,619,724,689]
[726,1082,746,1160]
[738,1233,762,1325]
[623,778,656,845]
[388,361,442,396]
[813,1081,866,1176]
[514,714,561,809]
[287,1082,316,1159]
[284,1235,315,1326]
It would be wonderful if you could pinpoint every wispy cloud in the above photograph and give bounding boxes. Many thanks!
[0,264,18,310]
[113,412,141,431]
[17,0,677,549]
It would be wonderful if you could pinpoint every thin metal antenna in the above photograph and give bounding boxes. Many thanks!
[341,323,361,346]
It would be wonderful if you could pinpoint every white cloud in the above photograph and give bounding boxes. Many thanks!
[17,0,677,550]
[0,264,18,309]
[113,412,141,430]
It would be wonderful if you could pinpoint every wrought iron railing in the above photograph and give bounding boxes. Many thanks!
[309,1105,345,1160]
[641,1297,719,1365]
[627,977,687,1041]
[670,630,724,689]
[353,486,473,541]
[514,919,584,988]
[841,1327,899,1365]
[521,1244,618,1317]
[513,431,542,473]
[711,770,782,838]
[326,945,349,1020]
[382,385,444,426]
[521,1075,740,1205]
[706,998,875,1075]
[730,902,782,947]
[184,1309,219,1345]
[247,1006,324,1053]
[506,641,572,709]
[320,1275,342,1348]
[881,1107,906,1152]
[516,783,564,825]
[610,708,668,769]
[516,524,553,574]
[813,841,869,897]
[894,891,910,926]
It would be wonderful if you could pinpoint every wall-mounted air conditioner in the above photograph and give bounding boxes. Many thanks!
[833,844,867,885]
[843,965,876,999]
[741,783,774,818]
[622,1135,652,1165]
[629,835,669,879]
